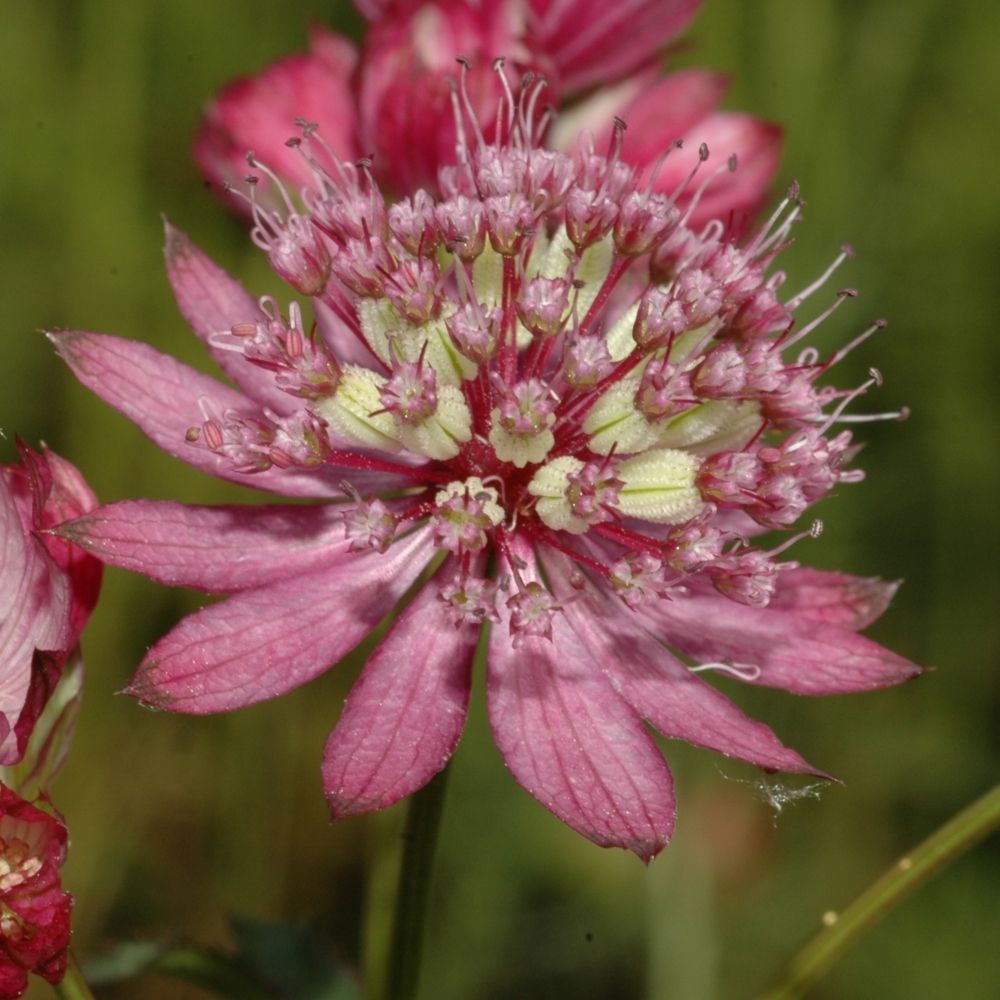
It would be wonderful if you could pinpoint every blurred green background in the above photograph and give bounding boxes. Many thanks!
[1,0,997,997]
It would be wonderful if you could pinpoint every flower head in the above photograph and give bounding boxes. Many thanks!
[0,444,101,767]
[0,785,72,998]
[56,72,917,858]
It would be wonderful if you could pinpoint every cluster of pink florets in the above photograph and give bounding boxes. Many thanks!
[193,64,896,643]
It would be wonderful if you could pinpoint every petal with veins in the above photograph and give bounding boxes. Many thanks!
[58,500,351,593]
[324,558,478,817]
[126,526,434,713]
[488,547,675,859]
[637,590,922,695]
[50,330,344,498]
[767,568,900,631]
[164,222,294,414]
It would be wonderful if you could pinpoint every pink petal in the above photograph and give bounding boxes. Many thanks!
[527,0,701,94]
[358,3,531,194]
[323,558,478,817]
[768,568,900,631]
[58,500,350,593]
[15,443,102,643]
[164,222,295,414]
[558,69,781,230]
[0,475,70,764]
[50,330,341,498]
[314,296,378,368]
[660,112,782,229]
[195,27,359,209]
[354,0,422,19]
[488,548,675,859]
[559,591,821,776]
[637,591,922,695]
[126,526,434,713]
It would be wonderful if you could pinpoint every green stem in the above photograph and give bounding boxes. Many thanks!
[760,782,1000,999]
[385,764,451,1000]
[53,951,96,1000]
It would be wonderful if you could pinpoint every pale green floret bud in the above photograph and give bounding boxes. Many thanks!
[539,228,614,319]
[315,364,402,453]
[414,315,478,385]
[527,456,590,534]
[433,477,505,552]
[658,400,762,454]
[397,384,472,460]
[489,378,557,468]
[583,375,662,455]
[435,477,505,526]
[616,448,704,524]
[359,299,475,385]
[605,300,640,361]
[489,420,555,468]
[358,298,398,367]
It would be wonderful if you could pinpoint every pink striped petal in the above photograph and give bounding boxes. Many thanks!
[324,559,478,817]
[58,500,350,593]
[164,222,293,414]
[126,527,434,713]
[488,549,675,859]
[768,568,900,631]
[527,0,701,94]
[49,330,341,498]
[637,591,922,695]
[558,590,820,776]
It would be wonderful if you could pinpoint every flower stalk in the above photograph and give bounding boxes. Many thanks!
[760,783,1000,999]
[385,764,451,1000]
[53,953,95,1000]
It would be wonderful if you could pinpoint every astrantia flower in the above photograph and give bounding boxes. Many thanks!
[0,444,101,767]
[55,74,918,859]
[195,0,778,225]
[0,785,72,998]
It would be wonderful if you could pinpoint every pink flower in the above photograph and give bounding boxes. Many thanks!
[195,0,779,221]
[0,444,101,767]
[550,68,782,230]
[0,785,72,998]
[55,79,918,859]
[524,0,701,95]
[195,26,359,199]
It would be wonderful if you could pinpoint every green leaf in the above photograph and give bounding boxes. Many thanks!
[84,941,275,999]
[231,917,362,1000]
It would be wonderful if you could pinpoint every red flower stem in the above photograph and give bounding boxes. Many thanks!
[53,951,96,1000]
[593,520,664,556]
[758,782,1000,1000]
[533,527,608,576]
[499,255,520,383]
[577,254,629,339]
[385,763,452,1000]
[554,349,643,436]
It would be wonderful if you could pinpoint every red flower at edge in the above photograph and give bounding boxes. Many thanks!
[0,786,71,999]
[0,444,101,767]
